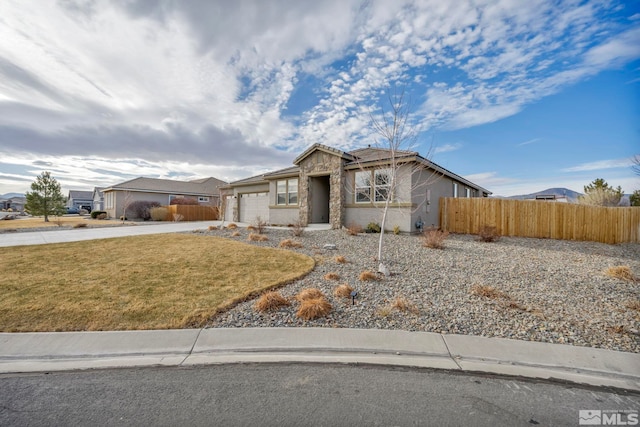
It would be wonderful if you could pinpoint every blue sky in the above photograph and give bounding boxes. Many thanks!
[0,0,638,197]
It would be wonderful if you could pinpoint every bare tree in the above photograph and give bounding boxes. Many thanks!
[364,87,440,275]
[121,191,133,224]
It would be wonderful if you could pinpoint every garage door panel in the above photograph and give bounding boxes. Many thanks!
[239,193,269,222]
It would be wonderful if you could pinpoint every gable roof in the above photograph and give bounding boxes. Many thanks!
[68,190,93,200]
[104,177,227,196]
[293,143,354,165]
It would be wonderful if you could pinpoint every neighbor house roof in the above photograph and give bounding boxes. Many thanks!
[103,177,227,196]
[68,190,93,200]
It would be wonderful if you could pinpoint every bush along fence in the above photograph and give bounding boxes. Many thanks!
[163,205,219,222]
[439,197,640,244]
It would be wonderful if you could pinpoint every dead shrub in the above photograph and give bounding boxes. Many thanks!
[359,270,378,281]
[279,239,303,248]
[296,297,332,320]
[73,222,88,228]
[296,288,325,302]
[290,220,305,237]
[208,225,218,231]
[227,223,238,229]
[97,213,107,220]
[247,225,257,231]
[605,266,636,282]
[253,216,267,234]
[346,223,363,236]
[625,300,640,311]
[476,225,500,242]
[470,284,508,300]
[173,213,184,222]
[248,233,268,242]
[391,297,419,314]
[231,231,241,237]
[324,272,340,281]
[253,291,290,312]
[333,284,354,298]
[421,227,449,249]
[376,305,393,318]
[334,255,347,264]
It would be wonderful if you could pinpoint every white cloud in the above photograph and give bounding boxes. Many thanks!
[561,158,634,172]
[434,143,462,154]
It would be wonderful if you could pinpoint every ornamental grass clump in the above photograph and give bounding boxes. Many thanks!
[421,227,449,249]
[391,296,420,315]
[295,288,325,302]
[324,272,340,281]
[333,284,354,299]
[248,233,268,242]
[604,265,636,282]
[296,297,332,320]
[279,239,303,248]
[476,225,500,242]
[334,255,347,264]
[227,223,238,229]
[359,270,378,282]
[254,291,290,312]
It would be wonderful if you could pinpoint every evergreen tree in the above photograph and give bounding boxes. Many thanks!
[25,172,66,222]
[630,190,640,207]
[579,178,623,207]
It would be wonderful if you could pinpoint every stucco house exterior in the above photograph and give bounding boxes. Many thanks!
[222,143,490,232]
[103,177,227,219]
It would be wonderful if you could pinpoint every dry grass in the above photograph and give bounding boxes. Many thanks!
[73,222,88,228]
[0,234,314,331]
[231,231,241,237]
[359,270,378,281]
[247,225,257,232]
[376,305,393,318]
[0,216,129,230]
[476,225,500,242]
[208,225,218,231]
[253,291,290,312]
[248,233,269,242]
[421,227,449,249]
[296,297,332,320]
[391,297,420,314]
[333,284,354,298]
[470,284,508,299]
[346,223,363,236]
[625,300,640,311]
[227,223,238,229]
[334,255,347,264]
[604,265,636,282]
[295,288,325,302]
[323,272,340,281]
[290,220,305,237]
[279,239,303,248]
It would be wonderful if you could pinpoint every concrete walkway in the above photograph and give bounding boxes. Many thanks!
[1,328,639,391]
[1,222,639,391]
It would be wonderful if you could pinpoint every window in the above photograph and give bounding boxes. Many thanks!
[465,188,470,198]
[198,196,209,202]
[374,169,392,202]
[453,183,458,198]
[277,179,298,205]
[355,171,371,203]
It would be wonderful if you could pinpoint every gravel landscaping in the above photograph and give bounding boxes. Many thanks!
[200,227,639,353]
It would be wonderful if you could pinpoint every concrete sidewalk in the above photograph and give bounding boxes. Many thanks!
[1,328,638,391]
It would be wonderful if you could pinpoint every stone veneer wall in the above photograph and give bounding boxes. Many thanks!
[298,151,346,229]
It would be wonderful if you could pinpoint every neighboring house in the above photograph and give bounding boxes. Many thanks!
[67,190,94,211]
[102,177,227,219]
[92,187,105,211]
[1,196,26,212]
[222,143,490,232]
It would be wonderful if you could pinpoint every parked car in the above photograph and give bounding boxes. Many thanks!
[66,207,79,214]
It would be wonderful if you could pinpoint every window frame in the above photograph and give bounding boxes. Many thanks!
[355,171,372,203]
[374,168,392,202]
[276,178,299,206]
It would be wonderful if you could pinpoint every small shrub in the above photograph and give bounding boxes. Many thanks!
[477,225,500,242]
[208,225,218,231]
[376,305,393,318]
[421,227,449,249]
[296,297,332,320]
[333,284,354,298]
[129,200,162,220]
[470,284,508,300]
[393,225,400,235]
[334,255,347,264]
[324,272,340,281]
[296,288,325,302]
[173,213,184,222]
[79,209,89,215]
[97,213,107,220]
[253,216,268,234]
[150,207,168,221]
[604,266,636,282]
[227,223,238,229]
[254,291,290,312]
[248,233,268,242]
[90,210,107,219]
[391,297,419,314]
[366,222,381,233]
[247,225,257,231]
[291,220,305,237]
[231,231,241,237]
[73,222,88,228]
[625,300,640,311]
[279,239,302,248]
[346,223,362,236]
[359,270,378,281]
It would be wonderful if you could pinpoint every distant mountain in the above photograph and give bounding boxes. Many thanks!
[0,193,25,199]
[506,188,582,201]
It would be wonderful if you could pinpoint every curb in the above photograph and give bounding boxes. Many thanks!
[1,328,638,391]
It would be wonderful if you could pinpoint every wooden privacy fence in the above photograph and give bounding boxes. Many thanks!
[440,198,640,244]
[165,205,218,222]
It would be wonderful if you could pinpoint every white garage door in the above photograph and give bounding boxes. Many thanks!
[239,192,269,223]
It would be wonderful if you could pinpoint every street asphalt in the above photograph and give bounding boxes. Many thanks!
[1,220,639,391]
